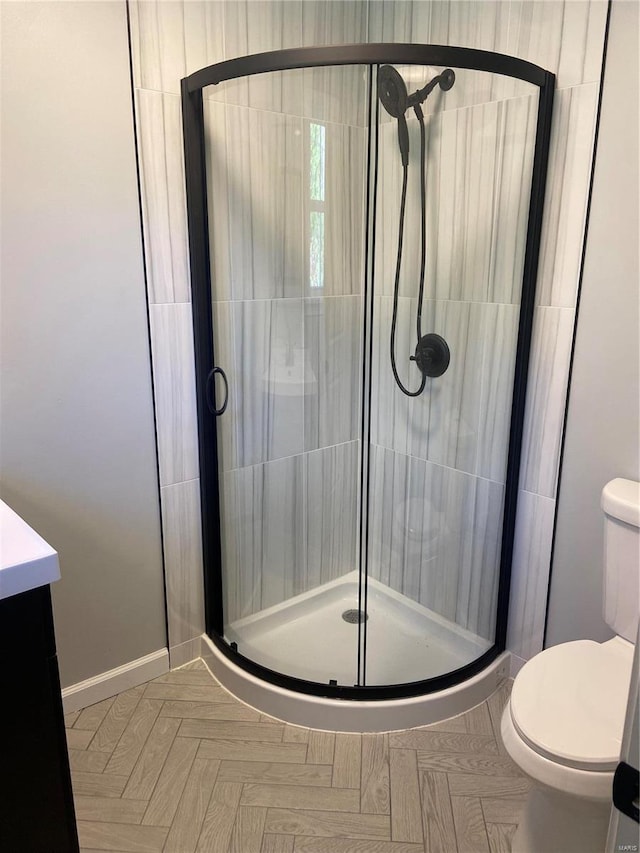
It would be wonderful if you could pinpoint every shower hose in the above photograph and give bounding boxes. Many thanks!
[389,103,428,397]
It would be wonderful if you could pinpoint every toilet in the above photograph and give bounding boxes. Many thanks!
[502,478,639,853]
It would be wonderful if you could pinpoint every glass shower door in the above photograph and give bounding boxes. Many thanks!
[202,66,370,685]
[363,64,540,686]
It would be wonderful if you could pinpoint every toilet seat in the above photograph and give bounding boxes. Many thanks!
[510,637,633,772]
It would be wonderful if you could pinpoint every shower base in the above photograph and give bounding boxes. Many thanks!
[201,573,509,732]
[225,571,490,687]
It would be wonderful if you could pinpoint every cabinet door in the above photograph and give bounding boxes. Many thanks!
[0,588,79,852]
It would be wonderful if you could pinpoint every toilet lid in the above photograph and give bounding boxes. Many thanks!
[510,639,634,771]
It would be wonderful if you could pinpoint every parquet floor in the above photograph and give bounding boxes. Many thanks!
[64,660,528,853]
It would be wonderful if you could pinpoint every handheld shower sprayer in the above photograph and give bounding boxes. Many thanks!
[378,65,455,396]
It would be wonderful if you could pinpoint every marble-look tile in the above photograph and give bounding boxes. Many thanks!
[556,1,609,88]
[536,84,599,308]
[301,1,369,128]
[320,122,366,296]
[370,295,421,458]
[217,1,303,113]
[221,442,359,624]
[368,445,504,639]
[135,90,189,304]
[304,297,362,452]
[371,297,485,478]
[129,1,225,95]
[204,101,304,302]
[520,306,575,498]
[373,1,607,91]
[375,93,536,305]
[476,304,520,484]
[367,0,413,44]
[488,94,538,304]
[161,479,205,649]
[305,442,360,589]
[423,300,483,475]
[230,299,305,468]
[149,304,199,486]
[216,294,362,470]
[506,489,555,660]
[222,454,305,624]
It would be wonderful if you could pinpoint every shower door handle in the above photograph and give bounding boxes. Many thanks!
[206,366,228,416]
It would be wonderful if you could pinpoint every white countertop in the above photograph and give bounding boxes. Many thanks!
[0,500,60,600]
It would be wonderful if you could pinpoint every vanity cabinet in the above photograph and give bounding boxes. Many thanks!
[0,584,79,851]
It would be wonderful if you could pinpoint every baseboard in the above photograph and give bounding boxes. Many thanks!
[61,648,169,713]
[169,636,203,670]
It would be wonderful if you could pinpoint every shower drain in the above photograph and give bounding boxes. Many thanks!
[342,609,368,624]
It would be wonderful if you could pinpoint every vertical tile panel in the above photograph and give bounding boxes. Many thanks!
[520,306,575,498]
[557,0,608,87]
[305,442,359,589]
[301,1,369,127]
[223,454,305,623]
[369,0,414,43]
[221,1,303,113]
[247,5,303,115]
[536,84,599,308]
[304,297,361,451]
[425,299,480,475]
[476,304,519,484]
[136,90,190,304]
[232,299,305,467]
[488,94,537,305]
[204,98,233,303]
[221,465,262,623]
[261,455,305,607]
[458,478,504,641]
[582,0,609,84]
[322,123,366,296]
[370,296,423,456]
[149,303,199,486]
[161,479,205,648]
[506,489,556,660]
[129,0,186,94]
[205,104,304,302]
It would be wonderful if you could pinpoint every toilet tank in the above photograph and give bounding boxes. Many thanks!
[602,478,640,641]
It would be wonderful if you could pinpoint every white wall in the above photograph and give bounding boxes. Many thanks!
[546,0,640,646]
[0,1,167,686]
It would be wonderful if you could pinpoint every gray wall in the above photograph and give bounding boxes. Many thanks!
[546,0,640,647]
[0,1,167,686]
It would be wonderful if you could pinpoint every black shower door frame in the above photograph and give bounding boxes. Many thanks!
[181,43,555,700]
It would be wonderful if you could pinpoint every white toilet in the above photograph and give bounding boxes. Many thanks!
[502,478,639,853]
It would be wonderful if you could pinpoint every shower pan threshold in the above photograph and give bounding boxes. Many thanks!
[225,572,490,686]
[202,574,509,732]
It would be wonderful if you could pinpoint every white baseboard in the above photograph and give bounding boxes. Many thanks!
[61,648,169,714]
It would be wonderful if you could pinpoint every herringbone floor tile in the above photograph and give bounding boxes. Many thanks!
[66,660,526,852]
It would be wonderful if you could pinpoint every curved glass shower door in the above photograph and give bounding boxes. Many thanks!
[182,44,554,697]
[363,64,539,685]
[202,65,371,685]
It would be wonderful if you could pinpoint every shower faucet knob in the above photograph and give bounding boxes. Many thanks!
[412,333,450,378]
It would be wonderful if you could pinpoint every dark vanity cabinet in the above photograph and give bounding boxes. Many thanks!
[0,585,79,852]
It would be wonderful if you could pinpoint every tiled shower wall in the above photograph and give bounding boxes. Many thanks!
[368,78,537,641]
[128,0,608,669]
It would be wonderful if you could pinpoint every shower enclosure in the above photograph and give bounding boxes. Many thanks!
[182,44,554,700]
